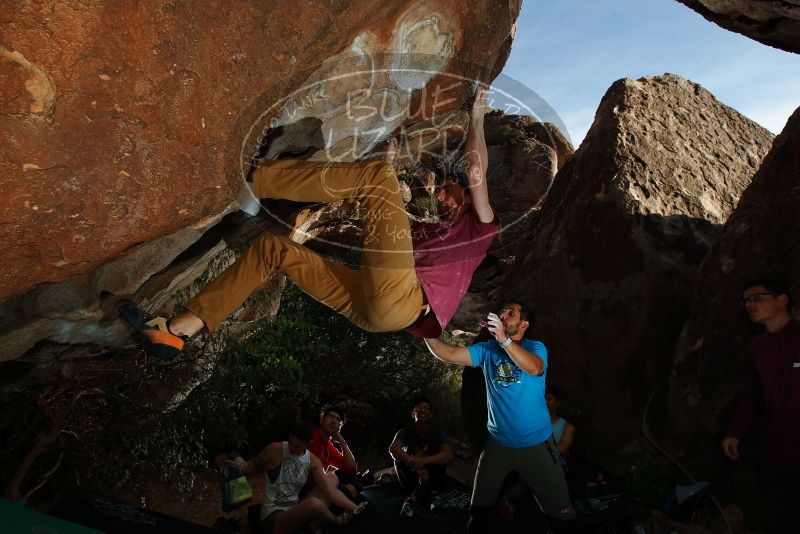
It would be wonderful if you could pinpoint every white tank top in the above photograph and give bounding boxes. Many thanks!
[261,442,311,519]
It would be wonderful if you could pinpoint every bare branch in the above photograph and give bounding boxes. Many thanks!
[4,388,100,500]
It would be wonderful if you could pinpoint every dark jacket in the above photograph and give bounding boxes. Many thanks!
[728,319,800,470]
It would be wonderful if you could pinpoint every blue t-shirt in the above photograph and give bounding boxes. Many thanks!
[467,338,551,448]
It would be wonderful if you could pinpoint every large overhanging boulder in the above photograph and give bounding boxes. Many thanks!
[0,0,520,306]
[496,73,773,469]
[677,0,800,54]
[0,0,521,360]
[666,105,800,470]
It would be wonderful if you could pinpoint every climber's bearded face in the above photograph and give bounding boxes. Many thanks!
[435,178,470,219]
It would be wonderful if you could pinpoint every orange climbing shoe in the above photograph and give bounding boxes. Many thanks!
[118,300,187,361]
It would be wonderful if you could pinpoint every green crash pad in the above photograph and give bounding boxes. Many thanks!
[0,498,103,534]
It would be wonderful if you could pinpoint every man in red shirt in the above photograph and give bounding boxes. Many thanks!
[305,405,360,499]
[722,279,799,533]
[120,87,498,360]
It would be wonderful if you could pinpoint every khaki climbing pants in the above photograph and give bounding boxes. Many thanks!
[184,159,424,333]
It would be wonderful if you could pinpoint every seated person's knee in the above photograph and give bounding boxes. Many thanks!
[305,496,328,516]
[342,483,357,499]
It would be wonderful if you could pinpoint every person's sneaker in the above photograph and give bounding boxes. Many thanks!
[399,498,415,519]
[118,300,188,362]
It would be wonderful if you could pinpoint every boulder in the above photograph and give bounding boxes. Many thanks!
[666,105,800,469]
[484,111,574,168]
[486,140,557,228]
[0,0,520,304]
[497,74,773,469]
[0,0,521,361]
[677,0,800,54]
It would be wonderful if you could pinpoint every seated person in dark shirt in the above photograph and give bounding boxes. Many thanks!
[389,395,453,518]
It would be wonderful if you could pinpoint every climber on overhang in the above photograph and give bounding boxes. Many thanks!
[119,86,498,361]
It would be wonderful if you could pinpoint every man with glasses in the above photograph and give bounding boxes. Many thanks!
[722,279,799,533]
[305,405,361,499]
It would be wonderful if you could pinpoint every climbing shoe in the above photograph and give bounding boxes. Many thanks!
[117,300,187,362]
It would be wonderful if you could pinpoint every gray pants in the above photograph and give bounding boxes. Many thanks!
[471,436,575,520]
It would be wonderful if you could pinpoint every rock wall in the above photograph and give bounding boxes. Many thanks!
[0,0,520,304]
[666,105,800,468]
[497,74,773,469]
[677,0,800,54]
[0,0,520,360]
[0,206,288,361]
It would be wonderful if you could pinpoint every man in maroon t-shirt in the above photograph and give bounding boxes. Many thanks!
[402,86,499,338]
[305,405,360,499]
[722,279,799,533]
[119,87,497,359]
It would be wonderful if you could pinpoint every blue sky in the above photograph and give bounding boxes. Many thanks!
[501,0,800,146]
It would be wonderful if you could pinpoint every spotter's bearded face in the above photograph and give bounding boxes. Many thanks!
[499,303,528,337]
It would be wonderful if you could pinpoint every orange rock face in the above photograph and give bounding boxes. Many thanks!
[0,0,519,303]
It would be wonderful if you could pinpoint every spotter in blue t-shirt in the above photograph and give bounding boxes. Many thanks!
[467,338,551,448]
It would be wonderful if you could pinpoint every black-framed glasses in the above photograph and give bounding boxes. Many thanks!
[740,292,776,306]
